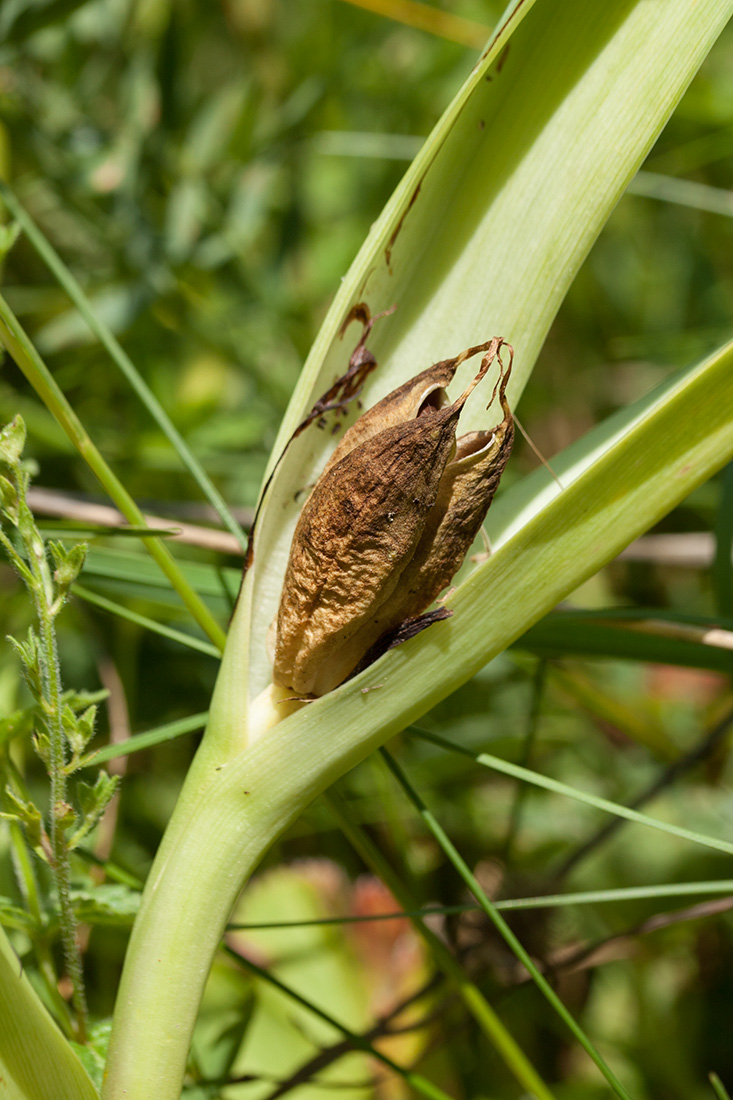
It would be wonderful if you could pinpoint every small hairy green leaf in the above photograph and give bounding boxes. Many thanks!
[0,473,18,522]
[69,773,119,849]
[50,540,88,594]
[0,415,26,468]
[2,788,45,852]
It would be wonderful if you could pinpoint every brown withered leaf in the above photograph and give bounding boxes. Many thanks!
[348,606,453,683]
[243,302,392,573]
[273,338,513,696]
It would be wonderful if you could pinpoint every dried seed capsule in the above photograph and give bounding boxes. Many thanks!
[273,333,513,696]
[274,402,463,696]
[316,362,514,682]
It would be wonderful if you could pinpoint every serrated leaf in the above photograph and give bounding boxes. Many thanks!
[62,702,97,757]
[68,773,119,849]
[70,884,140,927]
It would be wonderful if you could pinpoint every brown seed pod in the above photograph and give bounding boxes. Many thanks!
[273,334,514,696]
[274,402,463,696]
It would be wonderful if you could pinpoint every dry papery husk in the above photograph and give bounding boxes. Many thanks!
[273,338,514,697]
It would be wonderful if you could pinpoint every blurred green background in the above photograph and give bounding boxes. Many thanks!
[1,2,733,1098]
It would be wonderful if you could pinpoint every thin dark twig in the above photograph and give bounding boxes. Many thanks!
[223,942,453,1100]
[252,973,444,1100]
[533,896,733,983]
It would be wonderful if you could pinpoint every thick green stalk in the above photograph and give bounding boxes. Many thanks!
[0,294,226,651]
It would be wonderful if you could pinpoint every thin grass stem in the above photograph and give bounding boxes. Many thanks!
[72,584,220,658]
[379,746,635,1100]
[326,789,556,1100]
[0,291,227,650]
[410,727,733,857]
[0,181,248,554]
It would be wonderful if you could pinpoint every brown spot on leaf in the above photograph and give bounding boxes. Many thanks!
[385,180,422,271]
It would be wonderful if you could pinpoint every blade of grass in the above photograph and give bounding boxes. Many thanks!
[80,712,208,768]
[628,171,733,217]
[0,181,248,554]
[410,727,733,858]
[223,946,456,1100]
[519,610,733,674]
[0,292,226,650]
[552,701,733,881]
[72,584,220,658]
[326,789,556,1100]
[379,747,634,1100]
[714,462,733,617]
[710,1073,733,1100]
[83,546,240,601]
[0,926,98,1100]
[228,880,733,929]
[336,0,489,49]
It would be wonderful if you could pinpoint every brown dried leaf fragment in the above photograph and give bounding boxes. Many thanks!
[242,302,393,574]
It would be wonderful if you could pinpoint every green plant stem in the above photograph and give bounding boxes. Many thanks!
[0,180,248,555]
[379,747,635,1100]
[325,789,555,1100]
[0,293,227,651]
[72,583,221,658]
[24,523,88,1039]
[7,819,73,1036]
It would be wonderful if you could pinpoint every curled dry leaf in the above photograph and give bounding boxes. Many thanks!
[272,305,514,696]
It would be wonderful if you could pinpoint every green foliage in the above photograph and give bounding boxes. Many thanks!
[0,3,732,1100]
